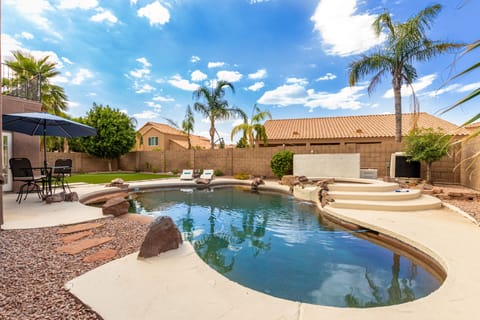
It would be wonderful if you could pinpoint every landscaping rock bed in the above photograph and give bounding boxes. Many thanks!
[0,216,149,320]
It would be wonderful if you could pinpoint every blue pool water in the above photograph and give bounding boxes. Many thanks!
[129,187,441,307]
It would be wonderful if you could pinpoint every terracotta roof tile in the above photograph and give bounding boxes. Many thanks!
[264,113,468,140]
[139,122,211,149]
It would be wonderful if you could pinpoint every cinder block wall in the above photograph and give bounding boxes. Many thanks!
[47,140,464,184]
[461,136,480,191]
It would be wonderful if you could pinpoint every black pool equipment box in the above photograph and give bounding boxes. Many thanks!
[390,153,421,178]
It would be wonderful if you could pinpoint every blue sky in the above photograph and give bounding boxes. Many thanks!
[2,0,479,144]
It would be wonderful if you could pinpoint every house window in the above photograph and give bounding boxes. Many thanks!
[148,137,158,146]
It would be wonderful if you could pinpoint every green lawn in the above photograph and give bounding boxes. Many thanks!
[65,172,177,184]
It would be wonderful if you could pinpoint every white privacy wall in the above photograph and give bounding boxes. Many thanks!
[293,153,361,178]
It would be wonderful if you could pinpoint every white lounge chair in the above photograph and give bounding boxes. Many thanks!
[180,169,194,180]
[200,169,214,180]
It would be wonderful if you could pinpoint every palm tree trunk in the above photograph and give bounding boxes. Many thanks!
[209,123,215,150]
[393,79,403,143]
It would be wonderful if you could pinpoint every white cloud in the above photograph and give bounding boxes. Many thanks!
[286,77,308,86]
[247,82,265,91]
[20,32,34,40]
[217,70,243,82]
[145,101,162,110]
[1,34,23,59]
[305,85,367,110]
[135,83,156,93]
[311,0,385,56]
[130,0,138,5]
[383,74,437,98]
[72,68,93,85]
[248,69,267,79]
[62,57,74,64]
[191,55,200,63]
[208,61,225,68]
[57,0,98,10]
[67,101,80,108]
[130,68,150,78]
[153,95,174,102]
[91,8,118,24]
[137,57,151,67]
[137,1,170,26]
[424,84,461,98]
[457,82,480,93]
[5,0,62,38]
[316,72,337,81]
[258,84,308,106]
[258,82,367,111]
[129,57,151,78]
[250,0,270,3]
[191,70,208,82]
[133,110,159,119]
[168,75,200,91]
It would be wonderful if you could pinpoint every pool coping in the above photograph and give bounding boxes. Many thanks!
[62,178,480,319]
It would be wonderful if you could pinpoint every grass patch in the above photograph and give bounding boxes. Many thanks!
[65,172,177,184]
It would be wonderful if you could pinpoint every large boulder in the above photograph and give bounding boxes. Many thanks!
[138,216,183,258]
[102,197,129,217]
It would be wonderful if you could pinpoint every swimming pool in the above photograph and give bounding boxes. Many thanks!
[129,186,441,307]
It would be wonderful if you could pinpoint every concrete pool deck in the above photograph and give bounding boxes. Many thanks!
[3,178,480,319]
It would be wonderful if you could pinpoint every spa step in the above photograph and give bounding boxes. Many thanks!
[329,189,421,201]
[328,182,399,193]
[328,195,442,211]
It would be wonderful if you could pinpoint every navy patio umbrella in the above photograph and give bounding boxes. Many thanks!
[2,112,96,169]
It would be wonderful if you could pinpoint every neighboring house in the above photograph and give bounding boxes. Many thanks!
[261,113,468,147]
[135,122,211,151]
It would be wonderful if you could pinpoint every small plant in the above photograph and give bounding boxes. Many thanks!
[172,169,179,175]
[234,173,249,180]
[270,150,294,178]
[214,169,223,176]
[152,166,159,173]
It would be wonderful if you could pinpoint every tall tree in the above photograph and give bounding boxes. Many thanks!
[80,103,136,171]
[4,50,68,115]
[231,104,272,148]
[403,127,451,184]
[165,105,195,150]
[193,80,246,149]
[348,4,460,143]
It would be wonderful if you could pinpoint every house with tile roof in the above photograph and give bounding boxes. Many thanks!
[261,113,468,147]
[135,122,211,151]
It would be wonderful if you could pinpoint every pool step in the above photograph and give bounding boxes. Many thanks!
[328,182,399,193]
[329,189,421,201]
[329,195,442,211]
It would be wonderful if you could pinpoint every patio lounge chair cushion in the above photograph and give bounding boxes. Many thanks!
[180,169,194,180]
[200,169,214,180]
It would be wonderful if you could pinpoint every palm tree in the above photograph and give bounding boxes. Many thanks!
[4,50,68,115]
[231,104,272,148]
[348,4,460,143]
[193,80,246,149]
[164,105,195,150]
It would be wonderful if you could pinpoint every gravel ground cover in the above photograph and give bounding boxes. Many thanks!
[0,217,148,320]
[1,186,479,319]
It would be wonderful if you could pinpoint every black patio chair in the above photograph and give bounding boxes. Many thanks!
[9,157,46,203]
[52,159,72,193]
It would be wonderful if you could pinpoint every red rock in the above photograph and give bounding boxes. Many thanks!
[60,230,93,244]
[102,197,129,217]
[56,237,113,255]
[83,248,118,263]
[138,216,182,259]
[56,222,104,234]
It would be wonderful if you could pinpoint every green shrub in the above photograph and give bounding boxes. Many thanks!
[233,173,249,180]
[214,169,223,176]
[270,150,294,178]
